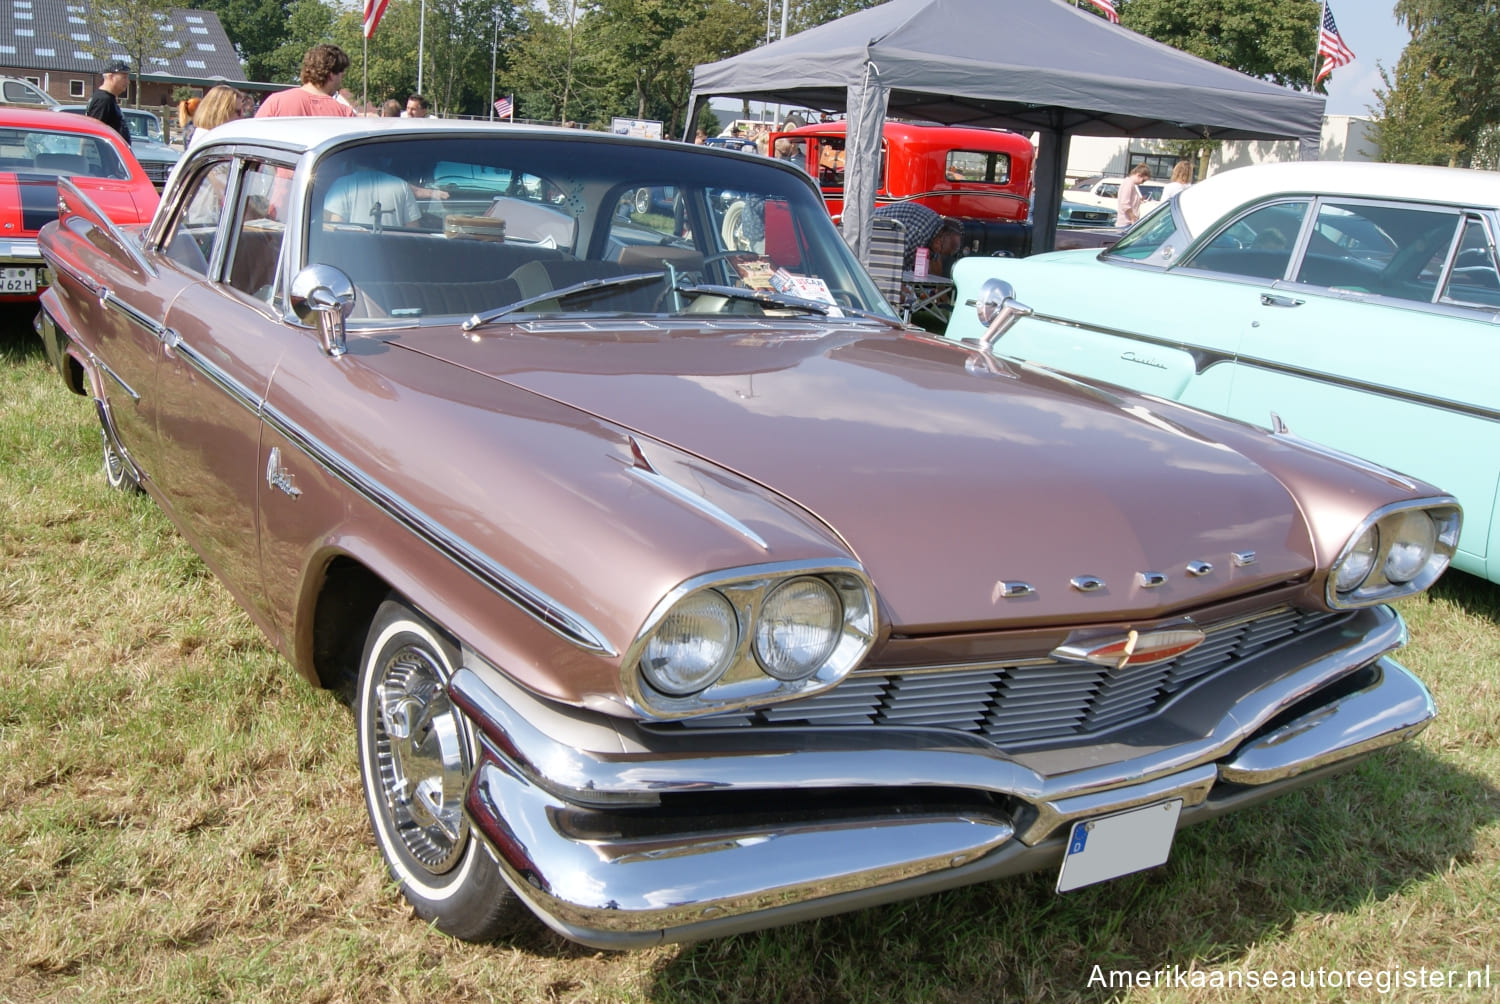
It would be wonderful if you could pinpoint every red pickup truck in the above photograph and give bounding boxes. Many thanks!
[770,120,1037,257]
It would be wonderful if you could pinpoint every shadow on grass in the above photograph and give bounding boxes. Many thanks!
[0,305,44,360]
[643,746,1497,1003]
[1425,570,1500,626]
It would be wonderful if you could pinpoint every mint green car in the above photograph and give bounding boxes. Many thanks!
[946,161,1500,582]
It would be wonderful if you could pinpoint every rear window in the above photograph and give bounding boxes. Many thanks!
[0,127,130,180]
[945,150,1011,185]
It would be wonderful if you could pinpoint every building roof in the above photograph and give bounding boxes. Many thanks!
[0,2,243,81]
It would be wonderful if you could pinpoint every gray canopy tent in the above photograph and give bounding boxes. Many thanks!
[687,0,1326,259]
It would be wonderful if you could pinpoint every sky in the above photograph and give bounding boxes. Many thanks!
[1322,3,1408,117]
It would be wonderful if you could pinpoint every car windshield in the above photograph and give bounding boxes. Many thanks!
[0,126,130,180]
[304,135,894,324]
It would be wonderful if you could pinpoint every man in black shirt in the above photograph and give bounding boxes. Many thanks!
[85,60,131,144]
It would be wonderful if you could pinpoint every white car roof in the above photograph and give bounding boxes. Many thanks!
[1176,161,1500,237]
[195,116,645,156]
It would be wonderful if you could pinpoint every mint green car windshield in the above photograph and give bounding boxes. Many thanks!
[1102,202,1179,263]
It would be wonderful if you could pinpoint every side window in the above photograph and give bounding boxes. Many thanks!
[1306,201,1457,303]
[1441,217,1500,308]
[815,138,845,188]
[945,150,1010,185]
[1186,201,1309,280]
[162,160,233,275]
[226,161,290,302]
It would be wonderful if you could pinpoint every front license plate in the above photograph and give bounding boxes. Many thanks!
[0,268,36,293]
[1056,798,1182,893]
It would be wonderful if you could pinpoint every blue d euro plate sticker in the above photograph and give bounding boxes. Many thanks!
[1056,798,1183,893]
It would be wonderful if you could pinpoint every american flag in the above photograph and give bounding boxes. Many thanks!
[494,95,514,120]
[1086,0,1118,24]
[363,0,390,38]
[1316,2,1356,84]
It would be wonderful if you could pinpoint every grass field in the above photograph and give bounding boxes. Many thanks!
[2,311,1497,1003]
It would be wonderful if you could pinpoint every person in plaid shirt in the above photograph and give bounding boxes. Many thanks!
[871,202,963,272]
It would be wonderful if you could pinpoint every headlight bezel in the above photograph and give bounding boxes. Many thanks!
[622,559,878,719]
[1327,498,1461,608]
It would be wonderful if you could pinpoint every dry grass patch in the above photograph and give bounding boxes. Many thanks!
[3,318,1498,1002]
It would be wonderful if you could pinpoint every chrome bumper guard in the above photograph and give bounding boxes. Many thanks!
[449,605,1434,948]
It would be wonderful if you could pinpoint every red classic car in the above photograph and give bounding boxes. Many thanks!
[37,118,1455,948]
[771,120,1036,256]
[0,106,157,302]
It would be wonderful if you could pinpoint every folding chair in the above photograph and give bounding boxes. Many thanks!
[865,217,907,314]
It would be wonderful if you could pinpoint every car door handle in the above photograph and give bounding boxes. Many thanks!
[1260,293,1304,308]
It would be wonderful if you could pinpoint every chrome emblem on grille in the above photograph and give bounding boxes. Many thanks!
[1053,627,1207,670]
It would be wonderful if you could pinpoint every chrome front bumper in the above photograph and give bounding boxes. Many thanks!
[448,605,1434,948]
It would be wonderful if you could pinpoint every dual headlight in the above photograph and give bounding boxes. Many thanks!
[627,561,877,718]
[1328,500,1461,607]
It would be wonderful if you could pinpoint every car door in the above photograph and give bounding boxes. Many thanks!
[150,156,292,618]
[47,180,201,484]
[1221,198,1500,576]
[958,205,1249,408]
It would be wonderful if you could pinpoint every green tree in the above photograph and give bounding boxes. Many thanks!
[1370,0,1500,168]
[1118,0,1322,89]
[1370,56,1465,166]
[86,0,180,107]
[262,0,339,84]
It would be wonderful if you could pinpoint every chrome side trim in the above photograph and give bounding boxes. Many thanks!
[624,466,768,550]
[1011,312,1500,424]
[163,333,617,656]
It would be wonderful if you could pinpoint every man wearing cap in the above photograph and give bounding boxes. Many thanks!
[86,60,131,144]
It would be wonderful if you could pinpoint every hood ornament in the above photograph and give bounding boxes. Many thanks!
[1052,626,1206,671]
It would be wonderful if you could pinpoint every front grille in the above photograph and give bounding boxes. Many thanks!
[140,161,172,190]
[678,607,1348,750]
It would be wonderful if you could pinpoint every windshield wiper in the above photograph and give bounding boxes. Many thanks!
[674,281,830,316]
[462,272,665,331]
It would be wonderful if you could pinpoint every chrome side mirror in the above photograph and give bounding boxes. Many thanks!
[975,278,1033,354]
[290,265,357,358]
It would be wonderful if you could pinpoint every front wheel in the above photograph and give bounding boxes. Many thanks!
[356,598,531,941]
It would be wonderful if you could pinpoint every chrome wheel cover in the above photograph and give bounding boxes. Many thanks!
[371,642,470,874]
[101,428,127,487]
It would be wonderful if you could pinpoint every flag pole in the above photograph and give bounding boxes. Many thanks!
[1312,1,1325,85]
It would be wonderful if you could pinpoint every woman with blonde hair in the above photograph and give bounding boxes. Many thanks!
[1160,159,1194,200]
[185,85,246,151]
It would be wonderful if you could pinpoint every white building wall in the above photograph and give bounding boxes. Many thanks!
[1061,115,1377,183]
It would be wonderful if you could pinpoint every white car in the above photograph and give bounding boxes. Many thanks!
[1068,175,1164,210]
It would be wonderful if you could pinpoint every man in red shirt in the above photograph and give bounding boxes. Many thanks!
[256,44,357,118]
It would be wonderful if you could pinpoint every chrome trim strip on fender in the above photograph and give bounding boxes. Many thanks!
[261,404,616,654]
[999,312,1500,424]
[163,332,618,656]
[624,465,768,550]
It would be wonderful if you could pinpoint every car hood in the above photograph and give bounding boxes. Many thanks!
[408,322,1316,630]
[0,172,150,234]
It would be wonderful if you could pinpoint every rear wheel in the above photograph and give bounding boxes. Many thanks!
[356,598,530,941]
